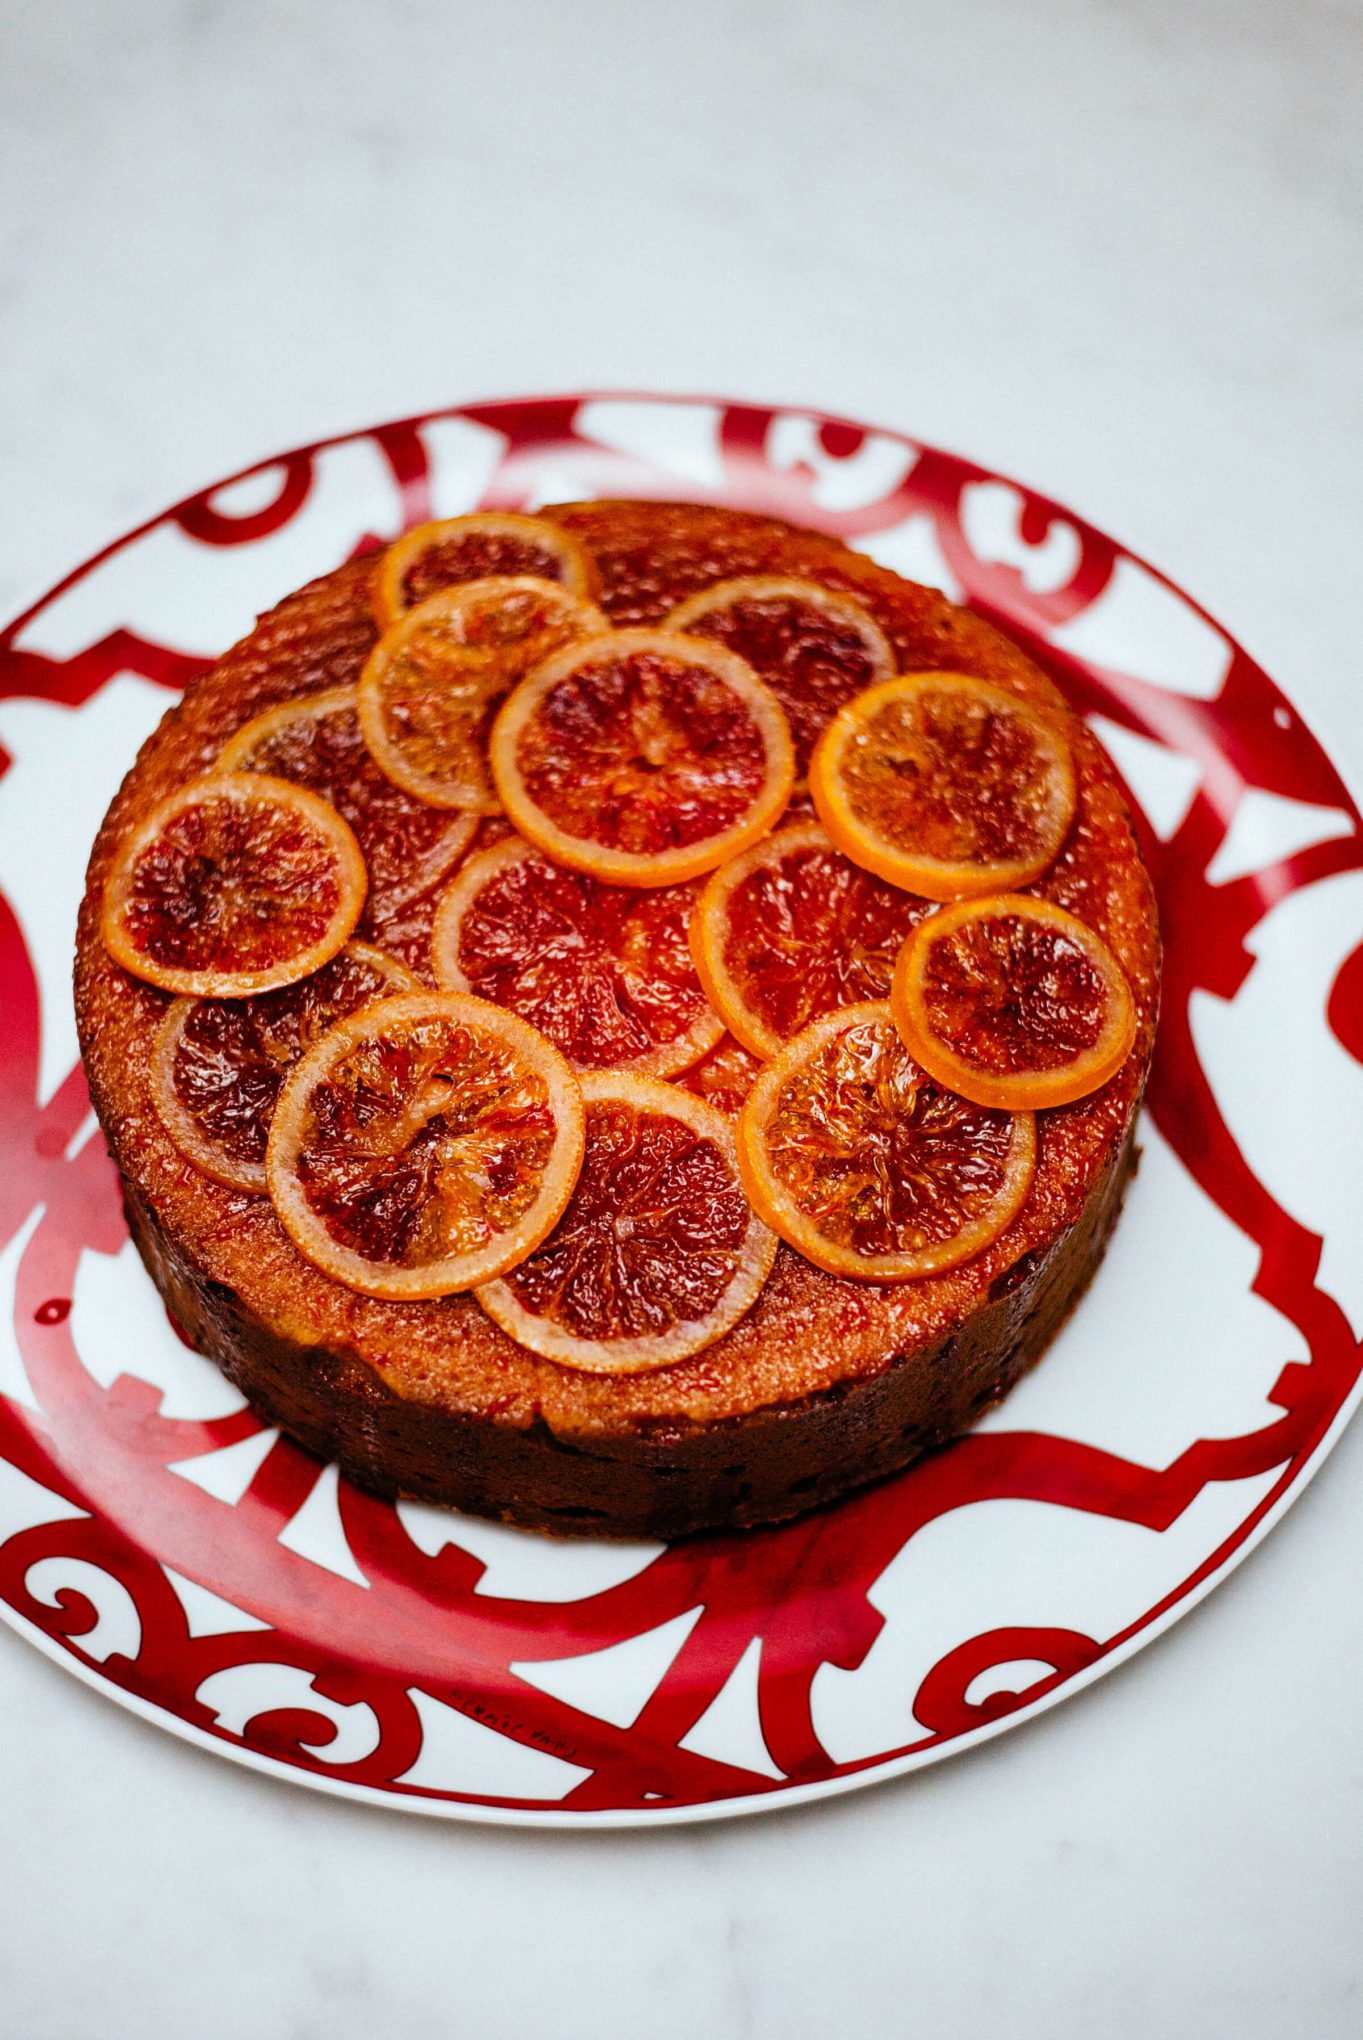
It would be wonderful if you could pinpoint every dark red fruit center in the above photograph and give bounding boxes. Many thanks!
[686,594,884,773]
[126,798,341,972]
[296,1021,555,1267]
[922,915,1107,1074]
[847,691,1060,864]
[501,1102,750,1340]
[723,844,930,1041]
[766,1019,1018,1257]
[454,854,708,1066]
[402,532,568,609]
[517,650,770,854]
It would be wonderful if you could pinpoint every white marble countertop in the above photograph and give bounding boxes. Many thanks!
[2,2,1361,2034]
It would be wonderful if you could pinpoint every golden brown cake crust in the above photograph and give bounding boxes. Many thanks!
[74,502,1160,1537]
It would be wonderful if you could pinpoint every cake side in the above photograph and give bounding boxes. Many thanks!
[121,1122,1137,1538]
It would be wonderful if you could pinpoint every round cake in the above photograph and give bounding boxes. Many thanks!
[74,500,1160,1539]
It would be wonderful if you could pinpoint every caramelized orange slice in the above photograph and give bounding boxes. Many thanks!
[689,819,931,1059]
[266,992,585,1299]
[431,837,723,1077]
[218,686,476,927]
[101,773,367,996]
[358,578,606,812]
[476,1072,776,1374]
[489,629,795,886]
[737,1001,1035,1281]
[372,512,599,628]
[151,942,418,1192]
[666,575,894,783]
[810,672,1076,899]
[891,894,1138,1109]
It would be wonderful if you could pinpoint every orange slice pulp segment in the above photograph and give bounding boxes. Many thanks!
[476,1070,777,1373]
[266,992,585,1300]
[736,1001,1035,1281]
[151,941,419,1192]
[101,772,367,997]
[358,578,606,813]
[674,1033,764,1119]
[667,574,894,783]
[431,836,723,1077]
[372,512,599,628]
[891,893,1138,1109]
[809,671,1076,900]
[488,629,795,887]
[689,818,931,1059]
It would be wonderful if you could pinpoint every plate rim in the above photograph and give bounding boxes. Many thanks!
[3,1373,1359,1829]
[2,385,1359,1828]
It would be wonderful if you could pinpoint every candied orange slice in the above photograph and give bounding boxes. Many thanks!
[151,942,419,1192]
[218,686,476,931]
[690,819,932,1059]
[810,672,1076,899]
[891,894,1138,1109]
[476,1072,776,1374]
[489,629,795,886]
[431,837,723,1078]
[666,575,894,783]
[372,512,599,628]
[101,773,367,996]
[266,992,585,1299]
[358,578,606,813]
[737,1001,1035,1281]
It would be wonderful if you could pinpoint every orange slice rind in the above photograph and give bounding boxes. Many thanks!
[890,893,1138,1109]
[476,1070,777,1373]
[266,991,586,1300]
[689,818,930,1059]
[150,941,419,1192]
[809,671,1076,900]
[488,628,795,887]
[372,512,599,628]
[666,574,895,783]
[216,688,364,773]
[736,1000,1035,1281]
[431,836,724,1077]
[359,577,607,813]
[101,772,367,997]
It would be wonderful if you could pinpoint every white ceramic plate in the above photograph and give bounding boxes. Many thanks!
[1,391,1359,1825]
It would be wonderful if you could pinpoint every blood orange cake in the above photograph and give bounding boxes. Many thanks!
[74,501,1160,1539]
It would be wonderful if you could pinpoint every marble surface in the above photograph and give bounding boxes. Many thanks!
[2,1,1361,2034]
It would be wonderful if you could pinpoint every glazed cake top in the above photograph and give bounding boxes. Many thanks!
[75,500,1159,1437]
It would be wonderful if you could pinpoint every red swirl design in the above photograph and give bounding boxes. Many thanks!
[0,394,1359,1821]
[175,455,315,546]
